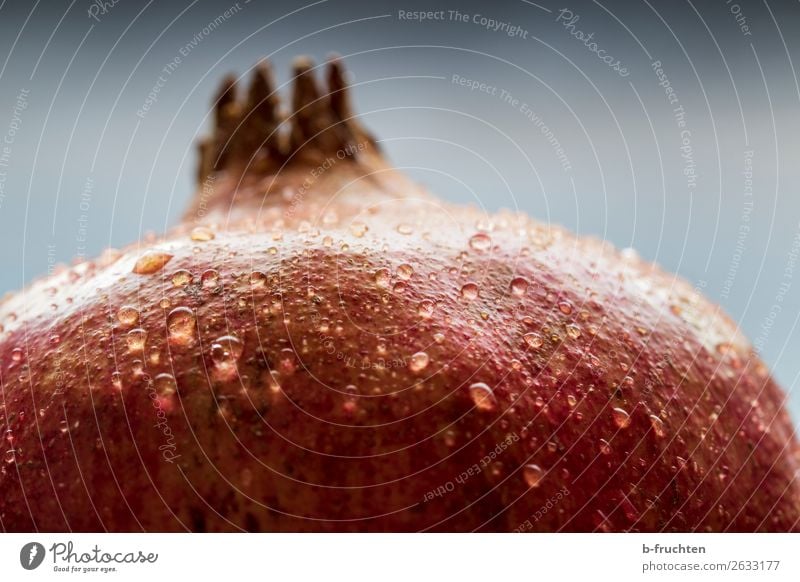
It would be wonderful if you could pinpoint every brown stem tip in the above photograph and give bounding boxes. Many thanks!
[198,56,379,182]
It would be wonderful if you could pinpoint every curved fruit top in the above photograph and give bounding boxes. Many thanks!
[0,57,797,532]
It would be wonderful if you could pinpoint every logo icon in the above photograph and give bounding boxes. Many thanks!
[20,542,45,570]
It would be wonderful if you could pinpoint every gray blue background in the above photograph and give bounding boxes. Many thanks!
[0,0,799,421]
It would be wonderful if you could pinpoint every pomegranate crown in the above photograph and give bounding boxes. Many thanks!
[196,55,380,183]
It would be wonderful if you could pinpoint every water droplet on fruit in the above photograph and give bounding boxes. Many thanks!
[154,373,177,396]
[523,464,544,488]
[278,348,297,375]
[374,268,391,288]
[649,414,665,438]
[126,328,147,353]
[171,269,192,287]
[433,332,445,343]
[509,277,529,296]
[469,233,491,252]
[598,439,612,455]
[4,449,15,464]
[393,281,407,293]
[201,269,221,288]
[557,301,573,315]
[612,407,631,429]
[716,342,733,355]
[167,307,196,347]
[396,223,413,235]
[523,333,543,349]
[349,222,368,237]
[210,335,243,377]
[132,252,173,274]
[567,394,577,407]
[190,226,215,241]
[468,382,496,411]
[117,305,139,327]
[11,347,23,362]
[565,323,581,339]
[397,264,414,280]
[148,347,160,365]
[340,397,358,415]
[341,385,359,415]
[460,282,479,300]
[250,271,267,288]
[153,373,178,412]
[131,359,145,377]
[418,300,434,318]
[408,351,430,373]
[111,371,122,390]
[265,370,282,394]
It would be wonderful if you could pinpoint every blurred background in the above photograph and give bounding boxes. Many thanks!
[0,0,798,420]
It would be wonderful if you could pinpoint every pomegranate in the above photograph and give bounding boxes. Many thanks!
[0,57,797,532]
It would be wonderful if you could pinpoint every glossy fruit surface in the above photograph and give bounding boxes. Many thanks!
[0,58,797,532]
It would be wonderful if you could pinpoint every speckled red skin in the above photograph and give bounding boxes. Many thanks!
[1,61,798,532]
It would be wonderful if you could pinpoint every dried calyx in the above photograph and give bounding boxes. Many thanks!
[196,55,380,182]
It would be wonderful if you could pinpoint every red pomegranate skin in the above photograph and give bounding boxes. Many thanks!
[0,58,798,532]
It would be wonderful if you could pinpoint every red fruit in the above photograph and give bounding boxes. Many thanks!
[0,57,797,532]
